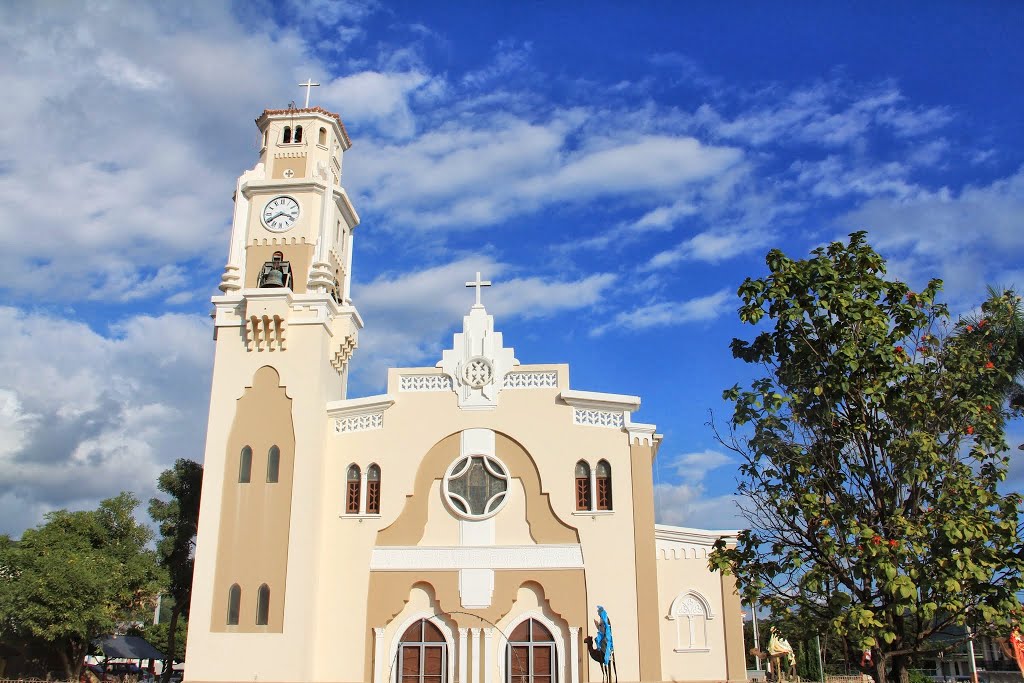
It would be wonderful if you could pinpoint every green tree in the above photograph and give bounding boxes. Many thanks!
[0,494,162,680]
[148,460,203,683]
[710,233,1024,683]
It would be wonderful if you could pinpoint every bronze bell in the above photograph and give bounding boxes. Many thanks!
[262,269,285,288]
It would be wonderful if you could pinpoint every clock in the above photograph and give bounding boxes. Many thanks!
[262,196,299,232]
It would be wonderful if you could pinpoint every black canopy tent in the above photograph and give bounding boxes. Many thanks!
[94,635,167,662]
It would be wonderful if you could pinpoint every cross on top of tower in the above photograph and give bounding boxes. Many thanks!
[465,271,491,308]
[298,78,320,108]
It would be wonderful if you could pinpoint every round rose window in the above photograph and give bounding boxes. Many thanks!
[442,454,509,519]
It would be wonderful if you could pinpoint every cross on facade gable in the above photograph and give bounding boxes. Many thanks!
[298,78,320,108]
[465,271,492,307]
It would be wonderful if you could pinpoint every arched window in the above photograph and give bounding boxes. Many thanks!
[256,584,270,626]
[318,127,327,145]
[400,619,446,683]
[282,126,292,144]
[294,125,303,143]
[507,618,556,683]
[346,464,361,514]
[238,446,252,483]
[596,460,612,510]
[367,464,381,514]
[262,131,268,148]
[267,445,280,483]
[226,584,241,625]
[669,591,713,651]
[574,461,591,511]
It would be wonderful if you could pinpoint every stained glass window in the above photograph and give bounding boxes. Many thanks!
[444,455,508,519]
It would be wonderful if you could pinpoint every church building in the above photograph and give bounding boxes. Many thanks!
[185,100,747,683]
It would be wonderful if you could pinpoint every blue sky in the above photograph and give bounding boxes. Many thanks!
[1,0,1022,536]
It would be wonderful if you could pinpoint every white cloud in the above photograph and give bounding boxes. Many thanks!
[700,81,950,148]
[592,288,732,336]
[348,113,743,230]
[654,483,744,529]
[839,167,1024,301]
[320,70,433,138]
[0,307,212,537]
[351,258,616,390]
[664,449,735,482]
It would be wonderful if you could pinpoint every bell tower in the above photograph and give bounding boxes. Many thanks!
[187,98,363,680]
[216,104,362,392]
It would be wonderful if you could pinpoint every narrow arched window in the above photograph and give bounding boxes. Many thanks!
[318,127,327,145]
[575,461,591,511]
[267,445,280,483]
[262,131,268,148]
[238,446,252,483]
[282,126,292,144]
[507,618,556,683]
[256,584,270,626]
[294,125,303,143]
[346,464,361,514]
[226,584,241,625]
[367,464,381,514]
[596,460,612,510]
[400,619,447,683]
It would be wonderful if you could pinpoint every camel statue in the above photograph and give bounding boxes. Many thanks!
[750,628,798,683]
[749,647,797,682]
[584,636,617,683]
[586,606,618,683]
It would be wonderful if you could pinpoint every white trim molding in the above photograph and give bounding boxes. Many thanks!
[370,544,584,571]
[328,394,395,433]
[559,389,640,412]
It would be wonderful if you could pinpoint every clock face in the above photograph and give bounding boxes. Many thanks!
[262,196,299,232]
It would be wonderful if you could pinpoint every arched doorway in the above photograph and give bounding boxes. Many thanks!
[507,618,556,683]
[399,619,447,683]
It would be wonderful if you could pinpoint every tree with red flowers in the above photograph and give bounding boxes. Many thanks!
[710,232,1024,683]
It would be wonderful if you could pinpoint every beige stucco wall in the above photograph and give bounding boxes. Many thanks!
[310,366,651,683]
[186,309,344,682]
[655,545,739,682]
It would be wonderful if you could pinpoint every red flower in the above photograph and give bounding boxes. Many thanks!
[888,539,899,548]
[979,319,987,327]
[857,545,864,551]
[985,361,995,369]
[985,405,993,412]
[967,325,974,332]
[967,426,975,435]
[895,346,904,354]
[918,346,927,352]
[871,535,882,545]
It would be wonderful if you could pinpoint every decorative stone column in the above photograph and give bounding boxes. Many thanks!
[483,628,494,683]
[458,627,468,683]
[470,628,481,683]
[568,627,580,683]
[373,627,385,683]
